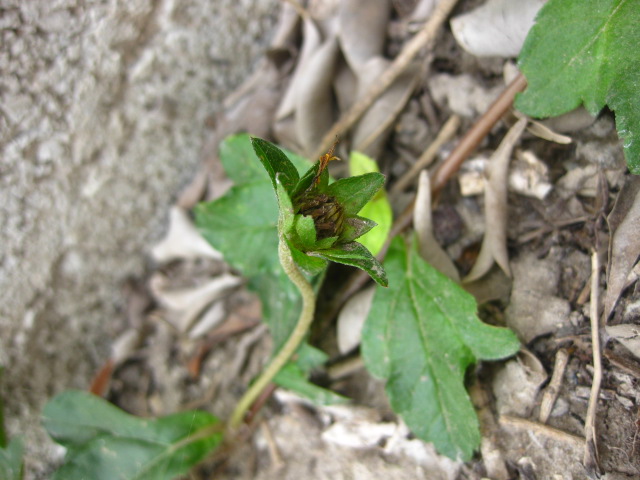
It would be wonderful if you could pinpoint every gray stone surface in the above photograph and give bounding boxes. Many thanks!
[0,0,278,476]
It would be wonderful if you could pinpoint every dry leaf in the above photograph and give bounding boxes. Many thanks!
[150,273,242,332]
[351,57,419,157]
[508,150,552,199]
[604,176,640,319]
[451,0,545,57]
[414,171,460,281]
[464,118,527,282]
[276,17,323,120]
[295,35,340,155]
[606,324,640,360]
[151,206,222,263]
[338,0,391,70]
[336,285,376,354]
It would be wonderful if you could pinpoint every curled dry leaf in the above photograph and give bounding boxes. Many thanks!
[351,57,419,157]
[451,0,545,57]
[604,176,640,319]
[189,301,226,339]
[413,170,460,281]
[464,118,527,282]
[276,16,322,121]
[295,35,340,155]
[336,285,376,354]
[606,325,640,360]
[151,206,222,263]
[338,0,390,70]
[150,272,242,332]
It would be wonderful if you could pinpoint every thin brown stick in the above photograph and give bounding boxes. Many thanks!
[390,115,461,196]
[539,348,569,423]
[311,0,461,159]
[499,415,584,449]
[430,72,528,196]
[584,250,602,473]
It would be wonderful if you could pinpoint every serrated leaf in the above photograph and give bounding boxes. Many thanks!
[43,390,222,480]
[349,152,392,255]
[0,437,23,480]
[251,137,300,194]
[311,242,388,287]
[516,0,640,173]
[325,172,385,215]
[361,236,520,460]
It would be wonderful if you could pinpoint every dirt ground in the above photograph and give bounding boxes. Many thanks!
[20,1,640,479]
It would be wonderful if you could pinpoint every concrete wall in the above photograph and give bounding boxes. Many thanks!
[0,0,278,476]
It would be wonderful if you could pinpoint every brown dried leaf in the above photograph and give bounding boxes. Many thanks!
[295,35,340,155]
[413,171,460,281]
[338,0,391,70]
[605,324,640,359]
[276,17,323,120]
[351,57,419,157]
[604,175,640,319]
[464,118,527,282]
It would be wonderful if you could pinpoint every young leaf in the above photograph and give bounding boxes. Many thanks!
[361,236,520,460]
[43,390,222,480]
[274,363,349,405]
[325,172,385,215]
[349,152,393,255]
[311,242,388,287]
[251,137,300,194]
[0,437,23,480]
[516,0,640,173]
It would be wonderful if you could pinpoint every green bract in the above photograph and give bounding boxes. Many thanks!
[252,138,388,287]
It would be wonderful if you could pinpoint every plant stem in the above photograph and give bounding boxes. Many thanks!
[228,230,316,429]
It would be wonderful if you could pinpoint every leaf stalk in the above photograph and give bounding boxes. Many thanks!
[228,219,316,429]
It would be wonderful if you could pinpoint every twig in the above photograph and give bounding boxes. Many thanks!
[499,415,584,450]
[539,348,569,423]
[430,72,528,196]
[311,0,460,159]
[584,250,602,474]
[260,420,285,470]
[390,115,461,196]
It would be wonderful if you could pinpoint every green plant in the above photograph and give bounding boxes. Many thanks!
[516,0,640,174]
[42,135,519,477]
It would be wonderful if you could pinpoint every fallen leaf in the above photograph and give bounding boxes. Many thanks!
[338,0,390,70]
[606,324,640,360]
[604,175,640,319]
[295,35,340,156]
[337,285,376,354]
[465,118,527,282]
[451,0,544,57]
[413,170,460,281]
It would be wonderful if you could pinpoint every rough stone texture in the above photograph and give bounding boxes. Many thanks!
[0,0,278,476]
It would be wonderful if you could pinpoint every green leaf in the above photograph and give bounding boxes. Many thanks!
[0,437,23,480]
[251,137,300,194]
[43,390,222,480]
[274,363,349,406]
[325,172,385,216]
[311,242,388,287]
[361,237,520,460]
[349,152,393,255]
[516,0,640,173]
[195,182,280,278]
